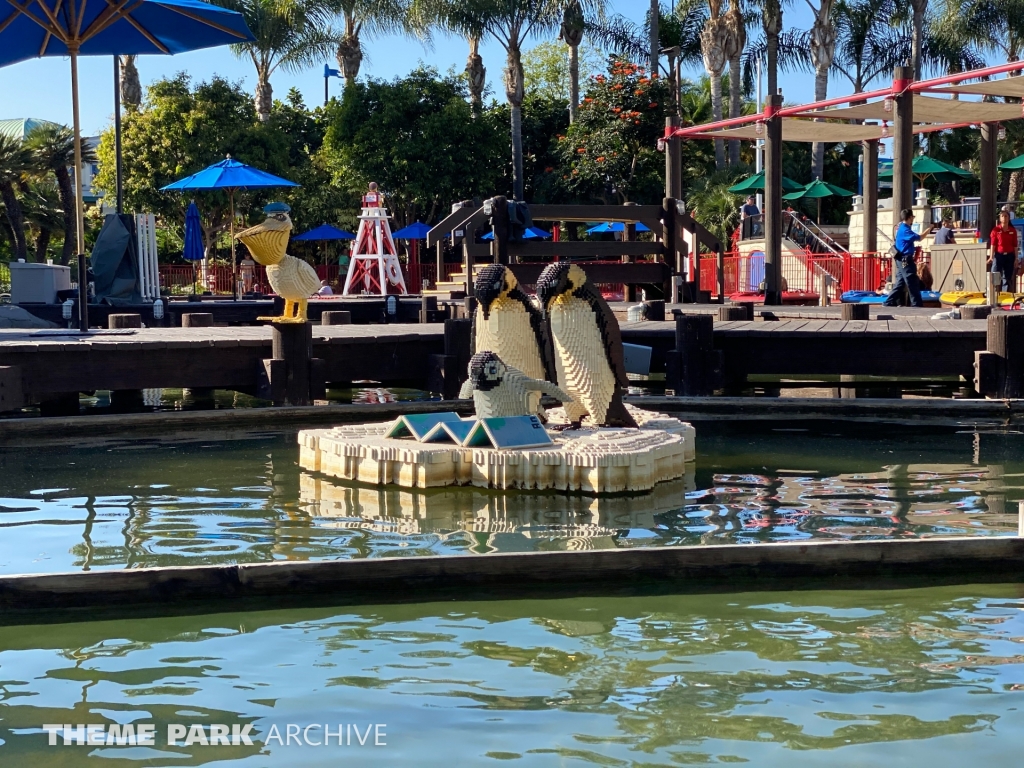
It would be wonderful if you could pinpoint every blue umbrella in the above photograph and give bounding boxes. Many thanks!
[292,224,356,241]
[392,221,432,240]
[183,201,204,294]
[481,226,552,241]
[586,222,651,234]
[0,0,254,271]
[162,158,298,297]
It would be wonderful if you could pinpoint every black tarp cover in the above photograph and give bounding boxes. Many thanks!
[91,213,141,305]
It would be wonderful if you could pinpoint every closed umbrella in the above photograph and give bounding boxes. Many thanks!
[183,200,204,295]
[161,158,299,298]
[0,0,254,330]
[783,179,856,222]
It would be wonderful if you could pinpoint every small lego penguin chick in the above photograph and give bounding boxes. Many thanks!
[459,351,573,419]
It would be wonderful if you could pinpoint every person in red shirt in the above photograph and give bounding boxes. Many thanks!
[988,209,1019,293]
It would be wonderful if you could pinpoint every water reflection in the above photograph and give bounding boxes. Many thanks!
[0,586,1023,765]
[0,426,1020,574]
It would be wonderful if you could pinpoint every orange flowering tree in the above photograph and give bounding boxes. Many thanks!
[554,57,672,204]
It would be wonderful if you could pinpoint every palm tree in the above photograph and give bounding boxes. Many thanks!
[21,180,64,263]
[212,0,335,121]
[700,0,729,169]
[560,0,586,122]
[0,135,34,262]
[808,0,837,179]
[25,125,97,266]
[909,0,927,79]
[120,55,143,110]
[934,0,1024,65]
[466,35,486,113]
[723,0,746,166]
[649,0,660,72]
[429,0,593,201]
[831,0,910,95]
[327,0,419,86]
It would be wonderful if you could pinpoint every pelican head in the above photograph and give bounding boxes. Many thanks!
[235,201,293,266]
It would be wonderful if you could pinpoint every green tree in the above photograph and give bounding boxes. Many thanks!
[831,0,910,94]
[491,92,571,202]
[212,0,335,122]
[0,135,33,262]
[25,124,98,265]
[93,74,292,259]
[522,39,603,102]
[326,67,506,223]
[21,179,64,263]
[555,57,672,203]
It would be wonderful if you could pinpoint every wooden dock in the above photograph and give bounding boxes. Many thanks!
[0,316,999,410]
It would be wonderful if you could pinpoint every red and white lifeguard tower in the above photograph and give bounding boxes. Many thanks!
[341,182,408,295]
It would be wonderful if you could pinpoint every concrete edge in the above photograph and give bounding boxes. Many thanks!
[1,537,1021,621]
[0,400,476,443]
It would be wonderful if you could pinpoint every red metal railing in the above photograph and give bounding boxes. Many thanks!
[159,264,347,295]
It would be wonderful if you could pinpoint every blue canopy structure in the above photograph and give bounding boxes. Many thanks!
[292,224,356,241]
[392,222,432,240]
[0,0,254,329]
[481,226,552,241]
[162,158,298,298]
[586,222,651,234]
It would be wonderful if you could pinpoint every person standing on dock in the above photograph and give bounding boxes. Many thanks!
[884,209,931,307]
[987,208,1019,293]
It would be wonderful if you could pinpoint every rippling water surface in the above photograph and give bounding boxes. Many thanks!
[2,587,1024,765]
[0,423,1020,574]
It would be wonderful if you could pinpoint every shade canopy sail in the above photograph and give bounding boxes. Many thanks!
[878,155,972,182]
[808,94,1023,123]
[0,0,254,66]
[707,118,886,143]
[292,224,355,241]
[728,171,804,193]
[931,75,1024,98]
[586,222,651,234]
[392,221,432,240]
[783,179,856,201]
[161,158,298,192]
[999,153,1024,171]
[183,201,204,261]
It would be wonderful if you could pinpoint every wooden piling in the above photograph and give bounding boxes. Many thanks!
[256,322,317,407]
[182,313,214,328]
[419,295,438,323]
[672,314,717,396]
[321,311,351,326]
[841,304,870,321]
[428,318,472,399]
[718,306,747,321]
[644,299,666,321]
[960,305,992,321]
[975,313,1024,398]
[108,314,142,329]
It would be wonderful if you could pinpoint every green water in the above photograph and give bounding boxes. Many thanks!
[1,423,1021,574]
[2,585,1024,765]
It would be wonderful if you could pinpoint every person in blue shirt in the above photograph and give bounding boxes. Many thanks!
[883,208,932,307]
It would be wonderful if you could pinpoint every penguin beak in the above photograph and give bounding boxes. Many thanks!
[476,279,503,320]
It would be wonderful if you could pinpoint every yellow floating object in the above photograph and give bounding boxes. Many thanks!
[939,291,1024,307]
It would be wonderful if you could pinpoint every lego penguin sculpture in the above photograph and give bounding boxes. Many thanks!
[463,351,573,419]
[235,202,320,322]
[471,264,556,382]
[536,262,638,428]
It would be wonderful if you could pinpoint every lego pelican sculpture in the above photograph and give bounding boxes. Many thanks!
[236,202,321,322]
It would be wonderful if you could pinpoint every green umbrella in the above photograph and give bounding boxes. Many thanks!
[728,171,805,194]
[878,155,973,184]
[998,153,1024,171]
[783,178,856,222]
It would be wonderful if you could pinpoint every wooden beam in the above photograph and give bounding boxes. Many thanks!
[980,122,998,241]
[489,196,509,265]
[509,261,671,286]
[528,204,664,223]
[505,241,664,258]
[427,200,476,247]
[764,93,783,305]
[892,65,915,217]
[862,139,878,253]
[665,116,681,199]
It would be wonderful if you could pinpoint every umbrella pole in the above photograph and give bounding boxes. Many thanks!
[230,188,237,300]
[817,197,822,224]
[71,46,89,333]
[114,56,123,215]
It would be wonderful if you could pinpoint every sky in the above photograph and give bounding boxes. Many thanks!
[0,0,823,138]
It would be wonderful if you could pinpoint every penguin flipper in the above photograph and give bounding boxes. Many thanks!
[524,379,573,403]
[601,393,639,428]
[458,379,473,400]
